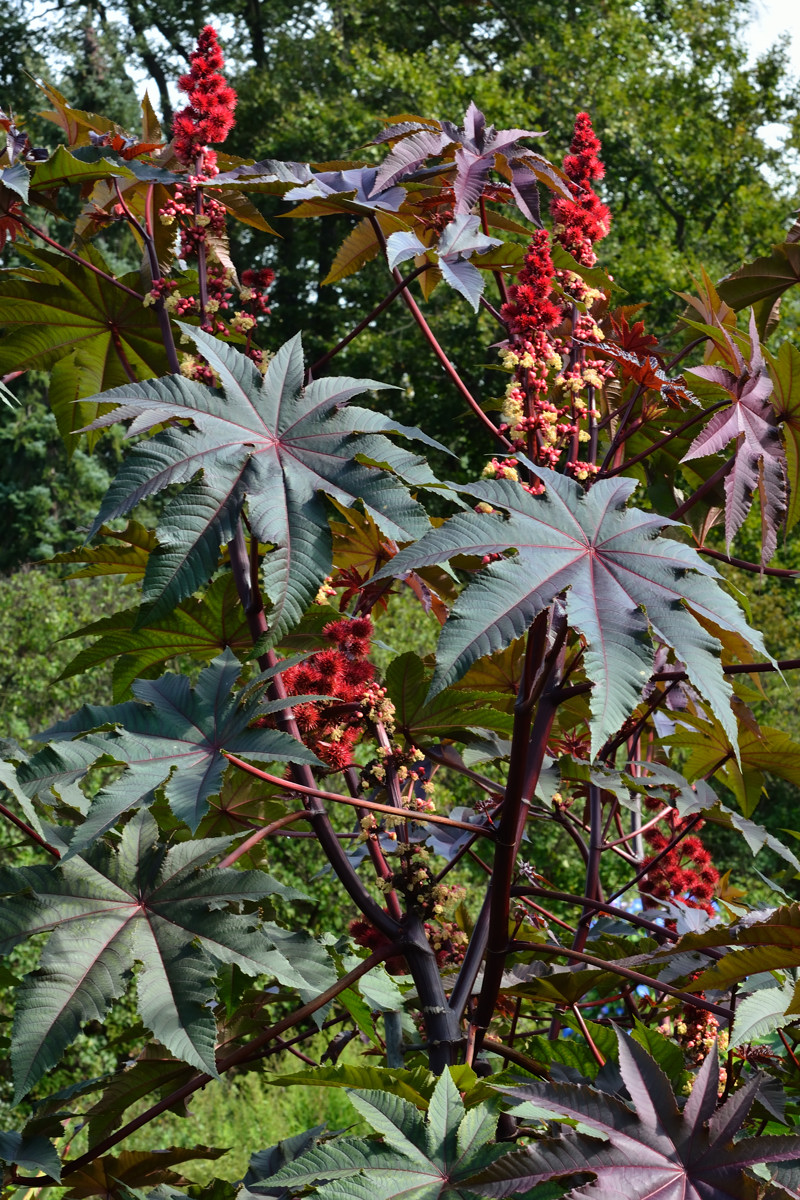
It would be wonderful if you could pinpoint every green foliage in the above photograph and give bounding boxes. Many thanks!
[4,16,800,1200]
[84,327,435,641]
[247,1068,513,1199]
[379,470,763,753]
[0,809,333,1097]
[0,395,118,571]
[0,569,122,743]
[32,648,319,850]
[477,1032,800,1198]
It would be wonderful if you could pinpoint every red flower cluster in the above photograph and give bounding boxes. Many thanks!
[240,267,275,316]
[500,229,562,337]
[173,26,237,165]
[551,112,611,266]
[642,815,719,915]
[277,617,376,771]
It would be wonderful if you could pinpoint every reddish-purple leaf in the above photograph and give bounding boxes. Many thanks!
[470,1032,800,1199]
[683,311,787,563]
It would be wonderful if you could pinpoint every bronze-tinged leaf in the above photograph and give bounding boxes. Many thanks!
[322,212,409,285]
[458,638,525,702]
[717,241,800,338]
[63,1146,228,1198]
[767,339,800,530]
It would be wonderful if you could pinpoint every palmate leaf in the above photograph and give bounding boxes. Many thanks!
[28,144,136,193]
[48,520,157,584]
[250,1068,511,1200]
[664,715,800,819]
[386,215,502,310]
[63,1146,228,1199]
[370,102,563,224]
[682,312,786,563]
[375,469,764,755]
[58,574,252,701]
[730,978,798,1046]
[635,762,800,871]
[0,1130,62,1180]
[385,653,514,743]
[84,327,435,638]
[472,1031,800,1199]
[717,241,800,339]
[42,648,320,853]
[0,245,168,386]
[0,809,335,1099]
[672,904,800,993]
[767,339,800,530]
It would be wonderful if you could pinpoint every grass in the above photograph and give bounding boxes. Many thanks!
[125,1047,367,1185]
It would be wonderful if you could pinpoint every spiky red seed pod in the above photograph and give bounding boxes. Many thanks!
[172,25,237,164]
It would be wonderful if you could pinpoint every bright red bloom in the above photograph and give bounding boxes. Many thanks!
[172,26,237,165]
[551,112,611,267]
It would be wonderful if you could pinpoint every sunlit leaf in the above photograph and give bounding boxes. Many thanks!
[0,810,334,1098]
[475,1032,800,1198]
[376,469,764,754]
[83,328,435,637]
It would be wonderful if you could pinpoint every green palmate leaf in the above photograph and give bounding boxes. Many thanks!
[0,1130,62,1180]
[629,1019,687,1086]
[550,243,616,293]
[475,1031,800,1199]
[0,809,334,1098]
[0,246,168,393]
[385,652,514,743]
[767,340,800,530]
[48,347,111,454]
[375,469,764,754]
[250,1068,511,1200]
[731,978,798,1047]
[59,574,251,700]
[29,144,135,193]
[48,520,157,583]
[664,718,800,819]
[83,327,434,637]
[42,648,320,851]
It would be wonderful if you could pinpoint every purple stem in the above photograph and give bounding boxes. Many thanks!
[16,215,142,300]
[307,264,429,380]
[369,215,513,450]
[670,455,735,521]
[601,401,729,478]
[112,178,181,374]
